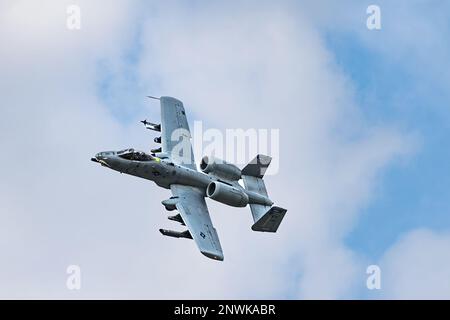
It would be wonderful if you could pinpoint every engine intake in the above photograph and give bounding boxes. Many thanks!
[200,156,241,181]
[206,181,249,207]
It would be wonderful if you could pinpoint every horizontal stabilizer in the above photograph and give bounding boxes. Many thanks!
[251,206,287,233]
[242,175,270,222]
[159,229,192,239]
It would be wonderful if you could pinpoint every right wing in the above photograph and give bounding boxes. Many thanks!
[159,96,197,170]
[170,184,224,261]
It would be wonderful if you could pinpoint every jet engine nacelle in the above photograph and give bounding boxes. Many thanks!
[200,156,241,181]
[206,181,249,207]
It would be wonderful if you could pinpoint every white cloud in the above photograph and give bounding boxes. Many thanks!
[0,0,416,299]
[304,0,450,102]
[379,229,450,299]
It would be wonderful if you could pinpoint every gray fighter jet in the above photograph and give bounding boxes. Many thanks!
[92,96,286,261]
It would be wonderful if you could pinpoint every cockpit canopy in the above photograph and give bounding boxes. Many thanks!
[96,151,116,157]
[117,148,154,161]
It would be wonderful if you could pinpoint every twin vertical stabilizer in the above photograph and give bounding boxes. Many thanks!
[241,155,287,232]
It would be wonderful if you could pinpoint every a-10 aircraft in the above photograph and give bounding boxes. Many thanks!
[92,96,287,261]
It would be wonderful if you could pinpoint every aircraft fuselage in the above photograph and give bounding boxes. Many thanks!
[93,150,213,190]
[92,149,273,207]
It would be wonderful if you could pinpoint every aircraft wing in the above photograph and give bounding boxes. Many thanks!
[170,184,224,261]
[159,96,197,170]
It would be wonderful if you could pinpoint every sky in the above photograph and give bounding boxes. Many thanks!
[0,0,449,299]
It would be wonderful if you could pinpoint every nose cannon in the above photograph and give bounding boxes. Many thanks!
[91,151,116,168]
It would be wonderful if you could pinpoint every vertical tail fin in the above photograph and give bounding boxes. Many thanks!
[242,155,287,232]
[241,154,272,178]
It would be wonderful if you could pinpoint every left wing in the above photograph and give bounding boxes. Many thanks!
[159,96,197,170]
[170,184,224,261]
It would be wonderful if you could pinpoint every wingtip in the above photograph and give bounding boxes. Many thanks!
[201,251,224,261]
[147,95,160,100]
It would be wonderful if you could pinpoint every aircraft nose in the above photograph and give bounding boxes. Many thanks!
[91,153,103,163]
[91,155,100,163]
[91,152,112,168]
